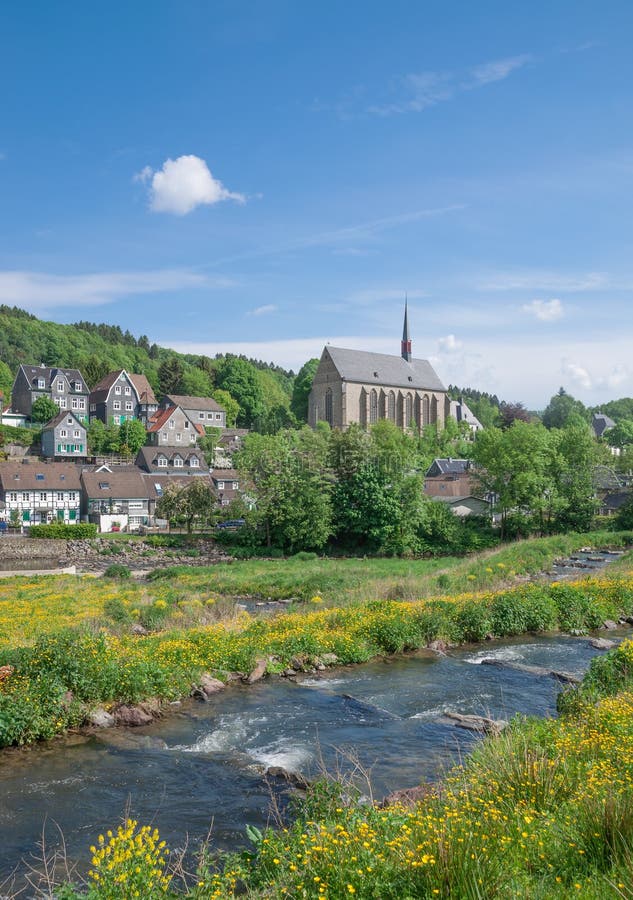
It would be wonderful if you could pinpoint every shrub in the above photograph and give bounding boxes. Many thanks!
[29,523,98,539]
[103,564,132,579]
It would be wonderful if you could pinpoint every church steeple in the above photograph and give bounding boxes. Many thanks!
[401,299,412,362]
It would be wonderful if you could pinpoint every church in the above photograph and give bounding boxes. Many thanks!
[308,305,449,431]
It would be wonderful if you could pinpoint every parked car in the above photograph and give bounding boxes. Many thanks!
[215,519,245,529]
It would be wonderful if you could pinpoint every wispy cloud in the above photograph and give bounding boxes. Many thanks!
[249,304,277,316]
[562,359,629,392]
[332,54,533,117]
[135,155,246,215]
[0,269,225,310]
[522,298,564,321]
[437,333,463,353]
[479,270,609,292]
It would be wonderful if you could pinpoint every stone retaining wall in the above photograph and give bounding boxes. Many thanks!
[0,537,67,560]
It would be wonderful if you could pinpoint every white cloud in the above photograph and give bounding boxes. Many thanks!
[136,155,245,215]
[480,270,609,292]
[522,299,564,321]
[561,359,630,392]
[468,55,532,87]
[0,268,223,310]
[249,304,277,316]
[437,334,463,352]
[366,54,531,116]
[561,360,593,390]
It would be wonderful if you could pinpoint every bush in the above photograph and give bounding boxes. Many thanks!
[103,564,132,579]
[29,523,98,539]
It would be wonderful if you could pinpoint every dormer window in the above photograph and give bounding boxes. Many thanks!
[74,381,82,391]
[158,456,167,467]
[99,482,110,489]
[173,456,183,467]
[37,378,45,389]
[190,457,199,467]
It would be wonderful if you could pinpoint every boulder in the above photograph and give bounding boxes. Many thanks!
[381,783,438,808]
[130,623,148,636]
[602,620,619,630]
[428,640,449,654]
[590,638,617,650]
[89,707,115,728]
[246,658,268,684]
[265,765,310,790]
[112,704,154,727]
[444,712,507,735]
[192,674,226,700]
[320,653,339,666]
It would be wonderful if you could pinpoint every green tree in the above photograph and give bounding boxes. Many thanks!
[0,359,13,403]
[215,357,265,427]
[236,427,333,551]
[118,419,147,457]
[156,479,216,533]
[606,419,633,449]
[158,357,185,395]
[615,494,633,530]
[542,388,588,430]
[30,395,59,424]
[177,366,214,397]
[472,422,556,538]
[550,417,598,532]
[87,418,107,454]
[332,462,400,552]
[290,358,319,422]
[211,389,239,427]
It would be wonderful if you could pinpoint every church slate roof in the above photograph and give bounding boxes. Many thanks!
[325,346,446,392]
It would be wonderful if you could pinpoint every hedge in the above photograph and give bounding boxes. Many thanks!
[29,523,98,539]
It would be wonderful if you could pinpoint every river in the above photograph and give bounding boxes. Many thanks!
[0,629,627,892]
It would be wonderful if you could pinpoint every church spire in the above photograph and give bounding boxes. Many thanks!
[401,297,412,362]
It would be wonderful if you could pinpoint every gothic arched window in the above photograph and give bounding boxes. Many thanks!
[359,389,368,428]
[369,389,378,424]
[325,388,333,425]
[387,391,395,422]
[405,393,413,429]
[431,395,438,423]
[422,395,430,426]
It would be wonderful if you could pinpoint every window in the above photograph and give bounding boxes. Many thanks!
[74,381,82,392]
[176,433,181,441]
[124,386,131,395]
[40,492,47,502]
[190,457,199,467]
[215,413,221,420]
[115,386,121,395]
[99,482,110,490]
[73,430,80,438]
[59,397,67,408]
[199,412,205,419]
[90,404,96,412]
[168,419,175,429]
[57,380,64,392]
[161,432,167,441]
[173,456,183,468]
[158,455,167,467]
[154,483,163,497]
[113,400,121,410]
[60,429,67,438]
[78,399,85,409]
[37,378,45,389]
[113,416,120,424]
[57,492,64,501]
[388,391,396,422]
[184,420,189,428]
[217,481,225,490]
[22,492,29,501]
[125,402,133,411]
[129,500,143,509]
[35,473,45,481]
[207,413,213,419]
[71,398,79,409]
[370,389,378,424]
[9,492,17,502]
[325,388,333,425]
[68,492,76,501]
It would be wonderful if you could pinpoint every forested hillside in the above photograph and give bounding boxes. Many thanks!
[0,305,295,429]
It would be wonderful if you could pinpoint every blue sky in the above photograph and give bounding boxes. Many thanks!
[1,0,632,407]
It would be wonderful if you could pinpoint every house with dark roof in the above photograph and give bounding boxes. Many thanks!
[432,495,491,517]
[308,305,447,430]
[449,398,483,434]
[424,458,479,499]
[136,445,208,475]
[11,364,89,421]
[592,412,616,439]
[146,406,204,448]
[210,468,240,506]
[89,370,158,426]
[0,460,81,526]
[80,465,151,532]
[161,394,226,429]
[40,411,88,460]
